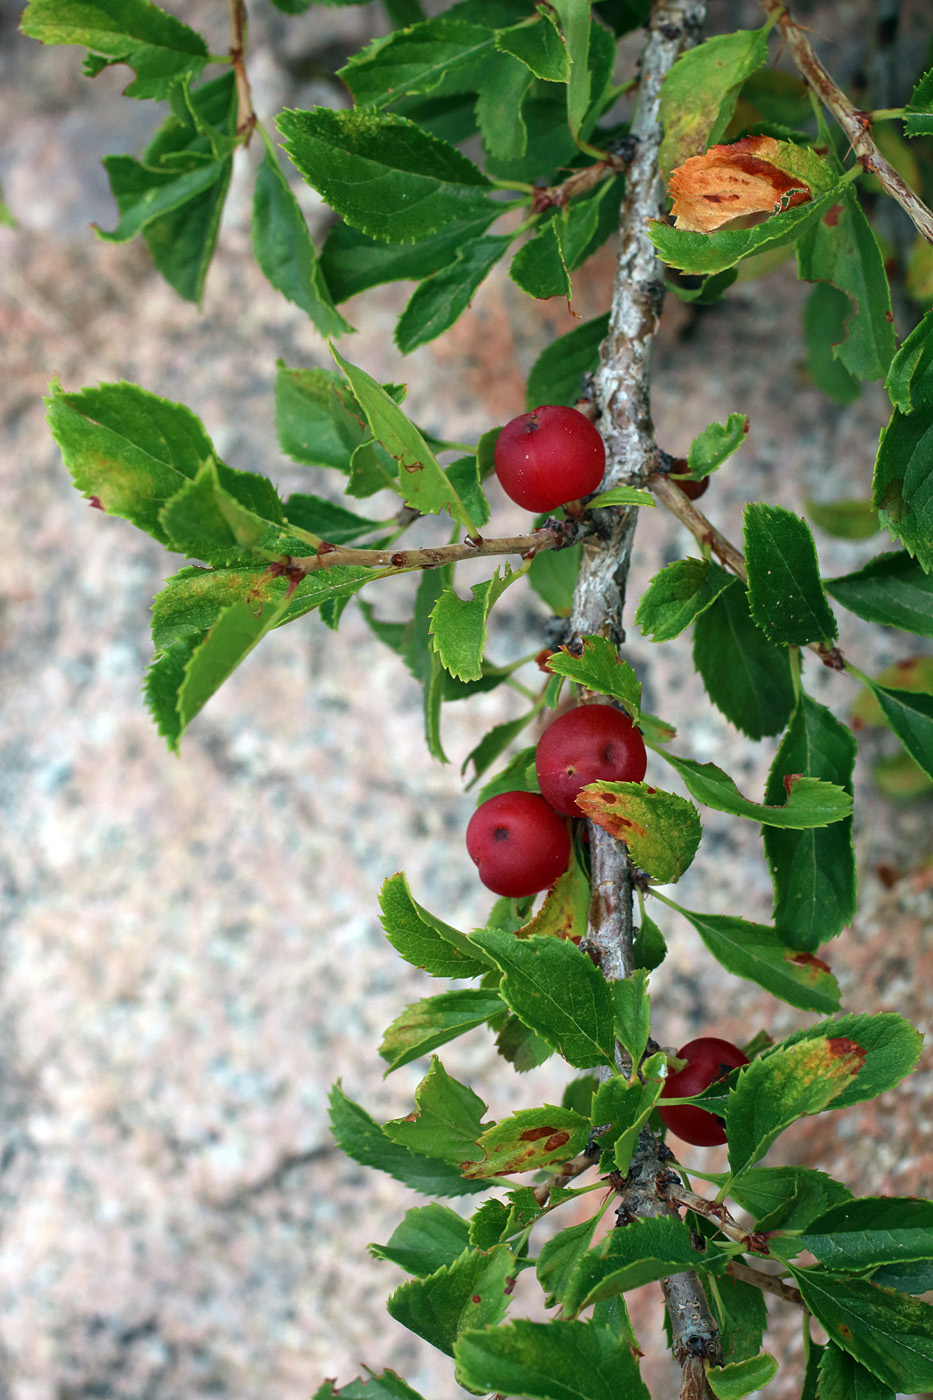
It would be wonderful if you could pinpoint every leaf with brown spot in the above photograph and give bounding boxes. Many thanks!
[514,847,589,942]
[461,1106,590,1179]
[726,1036,867,1176]
[668,136,818,234]
[577,782,701,884]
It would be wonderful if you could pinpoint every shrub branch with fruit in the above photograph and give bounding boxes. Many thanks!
[19,0,933,1395]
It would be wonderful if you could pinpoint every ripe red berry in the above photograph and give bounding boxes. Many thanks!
[658,1037,749,1147]
[535,704,648,817]
[466,791,571,898]
[494,405,606,512]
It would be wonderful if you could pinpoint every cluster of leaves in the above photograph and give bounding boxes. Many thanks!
[21,0,933,1396]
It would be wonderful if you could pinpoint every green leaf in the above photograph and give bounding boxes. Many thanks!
[157,457,286,566]
[275,365,362,470]
[100,149,228,247]
[370,1203,470,1277]
[102,72,236,301]
[495,1015,554,1072]
[725,1036,866,1176]
[21,0,208,98]
[803,282,862,405]
[529,544,583,616]
[464,715,540,784]
[526,314,609,408]
[396,235,512,353]
[905,66,933,138]
[536,1215,602,1309]
[549,0,591,141]
[329,344,477,531]
[174,594,292,742]
[47,378,213,545]
[339,18,498,110]
[563,1216,727,1315]
[577,782,702,884]
[805,496,878,538]
[252,139,350,337]
[320,212,500,304]
[384,1057,490,1164]
[455,1318,651,1400]
[378,871,491,979]
[708,1272,767,1366]
[144,641,192,748]
[497,12,570,83]
[705,1354,778,1400]
[744,503,837,645]
[544,638,641,719]
[278,107,495,244]
[872,1260,933,1294]
[431,568,522,681]
[633,911,666,971]
[654,749,852,828]
[874,307,933,569]
[284,494,382,545]
[782,1012,922,1110]
[722,1165,853,1232]
[635,557,737,642]
[475,745,539,799]
[792,1196,933,1274]
[388,1244,514,1359]
[650,179,848,276]
[693,584,795,738]
[669,904,841,1012]
[327,1083,487,1197]
[596,1076,663,1175]
[470,930,616,1070]
[151,564,272,649]
[585,486,655,509]
[763,695,856,950]
[867,681,933,781]
[559,178,623,272]
[610,968,651,1069]
[796,187,896,383]
[510,217,571,301]
[658,27,770,176]
[313,1372,427,1400]
[827,549,933,637]
[686,412,750,479]
[476,52,533,160]
[380,989,504,1073]
[789,1268,933,1392]
[817,1343,895,1400]
[462,1105,591,1179]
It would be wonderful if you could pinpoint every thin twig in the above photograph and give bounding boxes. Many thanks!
[726,1259,805,1308]
[667,1184,769,1253]
[228,0,257,142]
[286,520,586,576]
[648,472,846,670]
[760,0,933,244]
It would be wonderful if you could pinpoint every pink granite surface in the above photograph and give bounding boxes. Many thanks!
[1,1,931,1397]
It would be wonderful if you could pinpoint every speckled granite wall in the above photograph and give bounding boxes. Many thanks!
[1,1,931,1397]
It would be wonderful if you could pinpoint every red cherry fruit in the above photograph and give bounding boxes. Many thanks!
[535,704,648,817]
[494,405,606,512]
[466,791,571,898]
[658,1037,749,1147]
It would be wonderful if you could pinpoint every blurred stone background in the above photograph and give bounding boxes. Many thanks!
[1,0,931,1396]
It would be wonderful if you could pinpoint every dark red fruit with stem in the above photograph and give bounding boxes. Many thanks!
[535,704,647,816]
[466,791,571,897]
[658,1037,749,1147]
[494,405,606,512]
